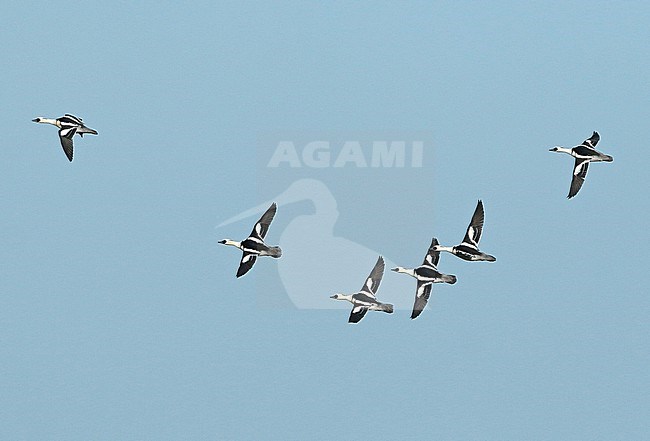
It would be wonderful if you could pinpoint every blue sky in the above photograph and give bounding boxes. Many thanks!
[1,1,649,440]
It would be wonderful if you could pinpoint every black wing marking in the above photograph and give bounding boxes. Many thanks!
[348,305,369,323]
[59,114,83,127]
[359,256,385,298]
[249,202,277,240]
[568,159,589,199]
[411,282,432,320]
[582,131,600,149]
[423,238,440,268]
[236,252,257,277]
[64,113,83,123]
[461,200,484,247]
[58,127,76,162]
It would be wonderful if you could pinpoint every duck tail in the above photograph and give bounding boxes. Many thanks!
[603,154,613,162]
[78,127,98,136]
[269,246,282,258]
[443,274,457,284]
[380,303,394,314]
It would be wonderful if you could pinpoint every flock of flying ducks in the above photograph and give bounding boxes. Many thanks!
[220,198,495,322]
[32,115,615,323]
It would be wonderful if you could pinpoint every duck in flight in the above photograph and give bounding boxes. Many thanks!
[330,256,393,323]
[219,202,282,278]
[549,131,613,199]
[391,238,457,320]
[32,114,98,162]
[433,200,496,262]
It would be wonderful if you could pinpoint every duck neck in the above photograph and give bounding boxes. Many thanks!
[555,146,573,155]
[220,239,241,249]
[436,245,454,254]
[38,118,60,127]
[393,267,415,277]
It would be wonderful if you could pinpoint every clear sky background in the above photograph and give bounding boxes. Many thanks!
[2,1,649,440]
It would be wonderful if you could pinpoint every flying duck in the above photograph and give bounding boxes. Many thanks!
[549,131,614,199]
[32,114,98,162]
[219,202,282,277]
[433,200,496,262]
[330,256,393,323]
[391,238,457,320]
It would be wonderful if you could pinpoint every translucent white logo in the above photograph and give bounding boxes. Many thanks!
[218,132,434,310]
[267,140,424,168]
[218,178,421,310]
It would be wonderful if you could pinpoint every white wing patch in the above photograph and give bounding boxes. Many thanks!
[574,161,588,176]
[467,226,477,243]
[60,127,76,138]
